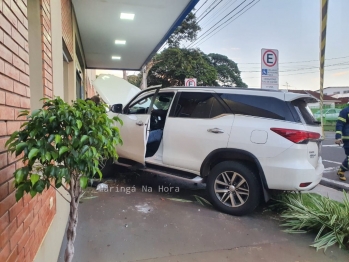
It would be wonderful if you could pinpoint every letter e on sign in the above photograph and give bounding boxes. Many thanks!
[261,48,279,90]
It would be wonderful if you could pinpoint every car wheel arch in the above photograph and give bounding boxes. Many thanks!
[200,148,270,202]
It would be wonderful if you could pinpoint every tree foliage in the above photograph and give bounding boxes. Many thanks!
[127,74,142,88]
[207,53,247,87]
[6,97,122,262]
[148,48,217,87]
[167,12,201,48]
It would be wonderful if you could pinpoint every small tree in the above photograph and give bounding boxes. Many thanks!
[6,97,122,262]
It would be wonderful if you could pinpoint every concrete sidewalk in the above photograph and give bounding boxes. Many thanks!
[309,184,348,202]
[57,172,349,262]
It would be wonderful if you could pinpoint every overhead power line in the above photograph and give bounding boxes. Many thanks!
[194,0,209,15]
[197,0,224,24]
[200,0,239,28]
[238,55,349,65]
[187,0,250,48]
[192,0,260,48]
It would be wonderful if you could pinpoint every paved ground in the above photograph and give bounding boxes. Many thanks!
[321,132,349,190]
[57,171,349,262]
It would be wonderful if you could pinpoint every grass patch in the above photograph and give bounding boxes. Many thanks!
[274,191,349,251]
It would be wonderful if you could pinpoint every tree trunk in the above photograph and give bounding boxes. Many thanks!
[64,180,80,262]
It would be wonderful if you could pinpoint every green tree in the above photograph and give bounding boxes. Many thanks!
[167,12,201,48]
[127,74,142,88]
[6,98,122,262]
[140,12,201,89]
[207,53,247,87]
[148,48,217,87]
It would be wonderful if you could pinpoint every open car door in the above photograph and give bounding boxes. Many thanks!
[116,114,150,165]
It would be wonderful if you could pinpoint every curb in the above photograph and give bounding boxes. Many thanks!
[320,177,349,191]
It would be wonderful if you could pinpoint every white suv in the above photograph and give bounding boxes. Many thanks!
[96,78,324,215]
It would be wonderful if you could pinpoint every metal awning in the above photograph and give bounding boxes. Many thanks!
[72,0,198,70]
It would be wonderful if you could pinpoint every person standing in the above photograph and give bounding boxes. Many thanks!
[335,107,349,181]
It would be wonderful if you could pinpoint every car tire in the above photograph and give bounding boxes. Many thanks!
[206,161,261,216]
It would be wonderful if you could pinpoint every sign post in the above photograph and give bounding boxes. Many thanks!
[185,78,197,87]
[261,49,279,90]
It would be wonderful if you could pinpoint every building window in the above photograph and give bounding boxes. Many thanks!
[333,91,340,94]
[343,91,349,94]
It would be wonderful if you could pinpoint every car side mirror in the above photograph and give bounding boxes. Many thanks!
[110,104,123,113]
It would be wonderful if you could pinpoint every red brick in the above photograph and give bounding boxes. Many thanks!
[18,47,28,64]
[24,231,34,257]
[6,246,17,262]
[0,58,4,73]
[0,28,3,43]
[0,90,5,104]
[0,242,10,262]
[13,82,26,96]
[10,223,23,250]
[0,163,15,184]
[12,54,25,72]
[17,203,28,226]
[4,63,19,81]
[18,249,25,262]
[2,2,17,28]
[3,33,18,55]
[33,200,41,216]
[17,21,27,40]
[11,27,25,48]
[0,106,14,120]
[20,96,29,109]
[15,108,26,121]
[0,136,8,152]
[25,87,29,97]
[19,72,29,86]
[0,43,12,63]
[24,64,29,74]
[8,177,15,194]
[23,210,32,232]
[0,151,7,167]
[5,92,20,107]
[0,191,15,220]
[29,213,38,235]
[0,217,16,251]
[0,211,9,233]
[7,150,21,164]
[6,121,20,134]
[0,181,9,201]
[0,73,14,91]
[0,13,12,35]
[8,198,22,222]
[10,0,24,24]
[0,121,6,136]
[15,160,24,169]
[17,227,29,252]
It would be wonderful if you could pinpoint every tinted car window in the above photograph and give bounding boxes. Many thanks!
[172,92,226,119]
[218,94,293,121]
[128,94,154,114]
[291,99,319,126]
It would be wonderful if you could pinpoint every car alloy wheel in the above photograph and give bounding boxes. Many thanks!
[214,171,249,207]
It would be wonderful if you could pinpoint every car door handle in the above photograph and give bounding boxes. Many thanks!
[207,128,224,134]
[136,121,144,126]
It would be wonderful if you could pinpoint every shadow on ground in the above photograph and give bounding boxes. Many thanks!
[57,165,349,262]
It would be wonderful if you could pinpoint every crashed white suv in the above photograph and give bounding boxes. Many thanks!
[96,77,324,215]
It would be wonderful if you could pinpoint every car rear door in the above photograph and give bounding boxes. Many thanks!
[163,91,234,172]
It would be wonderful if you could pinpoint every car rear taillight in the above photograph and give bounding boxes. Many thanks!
[270,128,320,144]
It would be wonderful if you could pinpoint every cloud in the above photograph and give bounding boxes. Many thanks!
[333,71,349,77]
[231,47,240,51]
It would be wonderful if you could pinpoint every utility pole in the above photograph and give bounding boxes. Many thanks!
[283,82,291,90]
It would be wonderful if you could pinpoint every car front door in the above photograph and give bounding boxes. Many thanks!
[163,91,234,172]
[116,92,157,164]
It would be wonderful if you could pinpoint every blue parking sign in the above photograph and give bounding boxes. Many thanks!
[262,69,268,75]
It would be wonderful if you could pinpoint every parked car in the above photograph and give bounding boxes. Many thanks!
[313,108,341,121]
[95,80,324,216]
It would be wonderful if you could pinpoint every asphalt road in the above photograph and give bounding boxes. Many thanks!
[321,131,349,188]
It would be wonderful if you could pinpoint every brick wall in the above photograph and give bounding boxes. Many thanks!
[61,0,73,58]
[0,0,56,261]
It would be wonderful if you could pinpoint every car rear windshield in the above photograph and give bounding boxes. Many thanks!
[290,99,320,126]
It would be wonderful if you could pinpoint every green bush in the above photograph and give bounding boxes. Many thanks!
[275,192,349,251]
[6,97,122,262]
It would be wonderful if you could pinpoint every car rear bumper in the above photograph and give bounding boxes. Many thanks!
[260,157,324,191]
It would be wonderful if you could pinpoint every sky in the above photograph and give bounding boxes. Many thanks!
[97,0,349,91]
